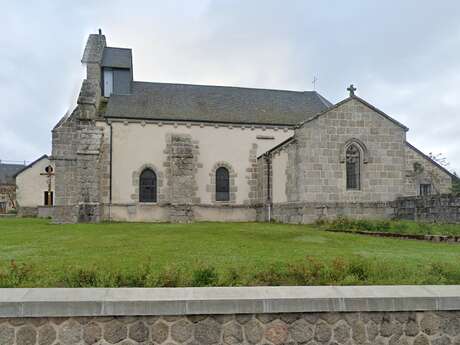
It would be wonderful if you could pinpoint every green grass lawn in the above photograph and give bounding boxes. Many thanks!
[1,217,460,287]
[322,217,460,236]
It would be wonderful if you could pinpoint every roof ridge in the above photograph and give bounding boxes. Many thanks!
[132,80,320,95]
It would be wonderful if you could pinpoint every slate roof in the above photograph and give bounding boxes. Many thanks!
[104,81,333,126]
[0,163,26,185]
[102,47,132,69]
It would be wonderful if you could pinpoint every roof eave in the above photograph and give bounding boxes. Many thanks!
[405,142,456,179]
[104,115,297,128]
[13,155,49,178]
[257,136,295,159]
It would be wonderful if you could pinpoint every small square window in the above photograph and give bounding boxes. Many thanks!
[420,184,432,196]
[44,191,54,206]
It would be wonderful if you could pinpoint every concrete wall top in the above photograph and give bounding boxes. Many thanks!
[1,286,459,318]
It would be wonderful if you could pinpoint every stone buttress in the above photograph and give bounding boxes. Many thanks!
[51,33,106,223]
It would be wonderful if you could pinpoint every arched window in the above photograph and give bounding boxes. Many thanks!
[346,144,361,190]
[216,167,230,201]
[139,169,157,202]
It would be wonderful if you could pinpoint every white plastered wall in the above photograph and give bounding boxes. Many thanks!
[16,157,55,207]
[109,121,293,205]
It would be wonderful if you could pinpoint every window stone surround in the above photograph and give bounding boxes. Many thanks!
[207,162,237,204]
[340,138,370,164]
[131,164,165,203]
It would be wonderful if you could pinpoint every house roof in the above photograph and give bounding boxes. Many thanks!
[0,163,26,185]
[102,47,132,69]
[257,136,295,159]
[297,95,409,131]
[104,81,333,126]
[12,155,49,179]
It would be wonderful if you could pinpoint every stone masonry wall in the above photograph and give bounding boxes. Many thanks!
[52,112,80,223]
[257,201,394,223]
[256,155,269,204]
[16,207,38,218]
[52,111,104,223]
[404,144,452,196]
[1,311,459,345]
[245,143,259,205]
[395,194,460,223]
[292,98,407,203]
[164,134,200,222]
[51,32,107,223]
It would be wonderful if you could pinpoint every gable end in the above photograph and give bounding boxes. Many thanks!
[297,95,409,131]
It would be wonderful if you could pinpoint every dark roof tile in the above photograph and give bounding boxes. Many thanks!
[102,47,132,69]
[0,163,26,185]
[104,81,332,125]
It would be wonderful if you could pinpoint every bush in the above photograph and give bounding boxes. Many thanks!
[424,262,460,284]
[146,265,184,287]
[252,264,287,286]
[0,260,34,287]
[191,265,219,287]
[2,256,460,287]
[61,266,102,287]
[326,217,392,232]
[220,267,243,286]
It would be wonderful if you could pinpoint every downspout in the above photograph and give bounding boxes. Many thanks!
[108,120,113,221]
[265,154,272,222]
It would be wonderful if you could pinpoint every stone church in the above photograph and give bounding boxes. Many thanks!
[51,31,454,223]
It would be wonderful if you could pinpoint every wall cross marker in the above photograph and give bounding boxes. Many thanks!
[347,84,357,97]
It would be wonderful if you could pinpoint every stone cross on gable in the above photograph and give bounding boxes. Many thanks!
[347,84,357,97]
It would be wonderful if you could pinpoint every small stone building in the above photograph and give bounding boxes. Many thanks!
[15,155,55,217]
[51,31,454,223]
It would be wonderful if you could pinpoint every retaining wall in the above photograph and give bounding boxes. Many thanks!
[1,286,459,345]
[395,194,460,223]
[257,202,395,223]
[16,207,38,218]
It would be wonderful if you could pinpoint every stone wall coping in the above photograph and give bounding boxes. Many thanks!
[1,286,459,317]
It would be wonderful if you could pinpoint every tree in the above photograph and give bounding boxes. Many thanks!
[0,184,16,210]
[428,152,450,168]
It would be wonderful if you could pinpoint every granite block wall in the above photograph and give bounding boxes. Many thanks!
[404,144,452,196]
[257,201,395,223]
[1,311,460,345]
[52,112,104,223]
[292,98,407,203]
[395,194,460,223]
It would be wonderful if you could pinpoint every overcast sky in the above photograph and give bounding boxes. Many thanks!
[1,0,459,172]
